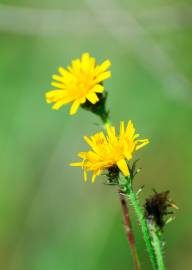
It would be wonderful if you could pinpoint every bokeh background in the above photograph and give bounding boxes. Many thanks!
[0,0,192,269]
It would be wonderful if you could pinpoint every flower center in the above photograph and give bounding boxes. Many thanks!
[72,71,94,97]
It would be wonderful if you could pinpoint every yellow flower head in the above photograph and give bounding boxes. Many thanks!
[45,52,111,115]
[70,121,149,182]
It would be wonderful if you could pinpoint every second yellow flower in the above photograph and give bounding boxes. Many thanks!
[70,121,149,182]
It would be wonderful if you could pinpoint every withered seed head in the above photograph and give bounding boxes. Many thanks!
[144,190,176,230]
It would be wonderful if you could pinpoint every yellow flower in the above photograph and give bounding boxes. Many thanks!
[70,121,149,182]
[45,52,111,115]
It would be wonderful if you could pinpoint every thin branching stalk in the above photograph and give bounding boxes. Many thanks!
[119,190,141,270]
[124,177,158,270]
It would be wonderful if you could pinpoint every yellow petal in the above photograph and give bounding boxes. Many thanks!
[72,59,81,70]
[91,170,101,183]
[81,52,91,70]
[79,97,86,104]
[58,67,70,77]
[51,81,65,89]
[92,132,106,144]
[98,59,111,72]
[82,52,90,60]
[135,139,149,151]
[83,170,88,182]
[52,101,65,110]
[83,136,94,148]
[117,159,130,176]
[51,97,74,110]
[69,100,80,115]
[107,126,116,142]
[45,90,67,103]
[46,90,65,98]
[124,152,132,161]
[94,71,111,83]
[78,152,87,159]
[91,84,104,93]
[119,121,125,139]
[69,162,84,167]
[46,95,65,103]
[89,57,96,72]
[52,74,66,83]
[95,59,111,75]
[87,151,100,162]
[133,134,140,140]
[125,121,135,141]
[84,136,104,155]
[86,92,99,104]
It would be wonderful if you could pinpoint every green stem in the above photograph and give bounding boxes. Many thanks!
[124,177,158,270]
[149,224,165,270]
[103,117,111,129]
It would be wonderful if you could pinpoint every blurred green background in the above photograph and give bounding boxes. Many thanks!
[0,0,192,269]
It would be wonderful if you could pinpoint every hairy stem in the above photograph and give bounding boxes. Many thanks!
[119,190,141,270]
[149,224,165,270]
[124,178,158,270]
